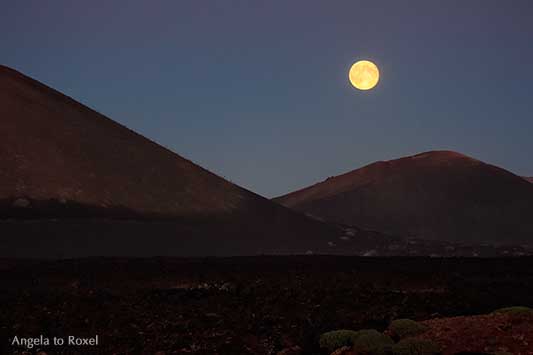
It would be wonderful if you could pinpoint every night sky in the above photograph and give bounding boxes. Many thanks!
[2,1,532,197]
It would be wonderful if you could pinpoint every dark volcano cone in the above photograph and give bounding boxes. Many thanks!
[0,65,339,257]
[275,151,533,244]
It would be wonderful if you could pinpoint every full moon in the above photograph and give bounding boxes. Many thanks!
[349,60,379,90]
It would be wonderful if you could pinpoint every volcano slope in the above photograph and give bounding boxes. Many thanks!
[0,65,343,257]
[275,151,533,245]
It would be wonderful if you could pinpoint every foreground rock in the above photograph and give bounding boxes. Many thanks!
[416,310,533,355]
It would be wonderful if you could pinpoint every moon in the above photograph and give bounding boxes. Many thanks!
[349,60,379,90]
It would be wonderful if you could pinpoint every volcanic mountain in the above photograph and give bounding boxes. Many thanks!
[0,65,343,257]
[275,151,533,245]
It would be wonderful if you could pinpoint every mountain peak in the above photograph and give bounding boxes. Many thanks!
[0,66,340,256]
[407,150,474,160]
[275,151,533,244]
[383,150,481,168]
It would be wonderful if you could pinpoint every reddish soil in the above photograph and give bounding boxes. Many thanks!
[524,176,533,183]
[418,312,533,355]
[275,151,533,245]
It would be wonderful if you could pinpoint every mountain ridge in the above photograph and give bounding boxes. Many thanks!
[275,151,483,207]
[0,65,342,257]
[275,150,533,244]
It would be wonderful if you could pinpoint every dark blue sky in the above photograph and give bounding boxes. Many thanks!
[2,1,532,197]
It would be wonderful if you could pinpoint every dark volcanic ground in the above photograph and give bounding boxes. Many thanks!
[1,257,533,355]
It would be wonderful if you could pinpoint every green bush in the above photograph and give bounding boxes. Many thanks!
[493,306,533,316]
[319,329,394,354]
[388,319,428,340]
[392,338,441,355]
[319,329,359,352]
[352,329,394,355]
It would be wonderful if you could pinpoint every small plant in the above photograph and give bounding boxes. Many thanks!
[352,329,394,355]
[319,329,394,354]
[388,319,429,340]
[392,338,441,355]
[493,306,533,316]
[319,329,359,352]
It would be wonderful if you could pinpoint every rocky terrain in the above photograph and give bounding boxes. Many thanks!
[414,310,533,354]
[1,257,533,354]
[275,151,533,245]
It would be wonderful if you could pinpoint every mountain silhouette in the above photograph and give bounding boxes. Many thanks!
[275,151,533,244]
[0,65,341,257]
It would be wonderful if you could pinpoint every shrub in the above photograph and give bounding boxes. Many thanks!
[319,330,359,352]
[493,306,533,316]
[388,319,428,340]
[392,338,441,355]
[352,329,394,355]
[319,329,394,354]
